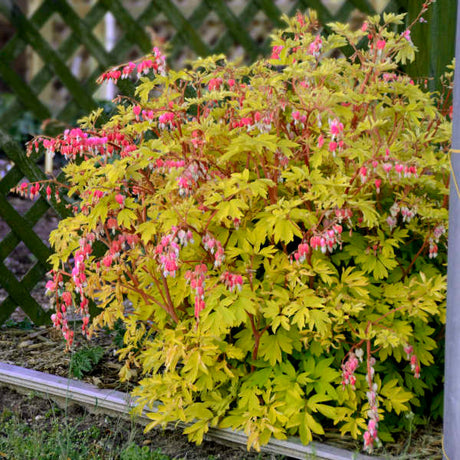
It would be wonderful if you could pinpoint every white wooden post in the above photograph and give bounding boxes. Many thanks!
[444,2,460,458]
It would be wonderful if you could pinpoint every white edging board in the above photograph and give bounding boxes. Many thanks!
[0,362,380,460]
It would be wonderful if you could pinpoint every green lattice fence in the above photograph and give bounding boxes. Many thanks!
[0,0,454,325]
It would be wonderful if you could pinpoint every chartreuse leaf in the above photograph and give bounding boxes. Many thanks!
[307,394,337,419]
[215,198,248,222]
[219,415,246,429]
[340,417,367,439]
[117,208,137,228]
[137,221,158,244]
[245,367,273,388]
[382,12,406,25]
[381,379,413,414]
[182,419,210,444]
[286,410,324,444]
[273,217,303,244]
[259,331,293,366]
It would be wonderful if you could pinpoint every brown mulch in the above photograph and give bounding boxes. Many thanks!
[0,324,130,391]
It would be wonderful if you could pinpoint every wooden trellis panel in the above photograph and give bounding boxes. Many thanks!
[0,128,71,325]
[0,0,394,325]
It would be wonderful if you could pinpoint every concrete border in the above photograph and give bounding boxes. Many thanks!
[0,361,380,460]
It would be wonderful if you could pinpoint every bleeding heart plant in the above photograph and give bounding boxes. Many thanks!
[16,6,451,454]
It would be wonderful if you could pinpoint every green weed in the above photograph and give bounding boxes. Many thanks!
[69,345,104,379]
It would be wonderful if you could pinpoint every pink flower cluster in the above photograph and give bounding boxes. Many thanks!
[50,296,74,346]
[16,181,41,200]
[329,118,344,138]
[158,111,175,129]
[177,176,192,196]
[308,36,322,57]
[87,189,105,206]
[232,115,260,132]
[141,109,155,121]
[335,208,353,224]
[101,233,140,269]
[237,111,274,134]
[401,29,413,45]
[185,264,207,319]
[69,240,94,336]
[428,242,438,259]
[342,347,385,453]
[71,241,92,292]
[310,225,342,254]
[30,129,117,162]
[396,164,417,179]
[177,161,208,197]
[177,228,194,246]
[47,271,80,346]
[275,149,289,171]
[136,51,166,77]
[388,202,417,227]
[341,349,362,389]
[98,68,122,83]
[386,215,397,230]
[43,138,57,156]
[378,152,418,181]
[153,227,193,278]
[115,193,125,206]
[97,47,166,84]
[400,205,416,223]
[428,224,445,259]
[338,152,421,200]
[190,130,205,148]
[363,357,379,453]
[121,61,136,78]
[292,242,310,263]
[292,110,307,127]
[105,129,129,145]
[202,234,225,267]
[271,45,283,60]
[325,117,344,156]
[364,405,379,448]
[120,144,137,158]
[64,132,107,158]
[221,271,243,292]
[154,158,185,170]
[208,77,223,91]
[376,39,386,51]
[404,345,421,378]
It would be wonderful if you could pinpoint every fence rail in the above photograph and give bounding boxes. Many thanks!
[0,0,454,325]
